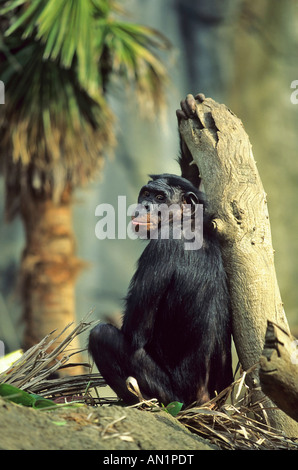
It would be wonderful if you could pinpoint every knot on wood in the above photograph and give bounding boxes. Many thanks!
[231,200,245,225]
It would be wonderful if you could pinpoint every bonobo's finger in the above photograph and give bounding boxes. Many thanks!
[179,94,197,119]
[195,93,206,103]
[185,94,197,114]
[176,109,187,121]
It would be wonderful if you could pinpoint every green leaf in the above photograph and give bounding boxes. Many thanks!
[0,383,35,406]
[3,0,41,37]
[32,396,57,409]
[163,401,184,417]
[0,383,56,409]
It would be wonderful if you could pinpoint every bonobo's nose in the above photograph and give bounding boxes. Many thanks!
[141,201,153,212]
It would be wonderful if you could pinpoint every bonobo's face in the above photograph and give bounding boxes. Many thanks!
[131,174,202,236]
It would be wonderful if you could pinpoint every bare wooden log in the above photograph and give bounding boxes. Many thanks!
[260,321,298,422]
[178,93,298,437]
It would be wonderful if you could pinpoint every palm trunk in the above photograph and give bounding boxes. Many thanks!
[19,186,85,373]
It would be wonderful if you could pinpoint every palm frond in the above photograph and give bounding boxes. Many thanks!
[0,0,170,210]
[1,0,170,105]
[3,0,99,96]
[0,313,112,405]
[1,36,114,210]
[99,20,170,112]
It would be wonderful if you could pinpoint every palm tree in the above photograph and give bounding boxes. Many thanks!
[0,0,169,366]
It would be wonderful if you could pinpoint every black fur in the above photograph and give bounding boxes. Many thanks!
[89,174,233,406]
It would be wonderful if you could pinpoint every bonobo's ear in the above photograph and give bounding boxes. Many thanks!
[183,191,199,215]
[184,191,199,206]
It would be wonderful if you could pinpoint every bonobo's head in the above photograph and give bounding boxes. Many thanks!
[131,174,205,237]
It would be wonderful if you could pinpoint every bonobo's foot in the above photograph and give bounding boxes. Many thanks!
[176,93,206,122]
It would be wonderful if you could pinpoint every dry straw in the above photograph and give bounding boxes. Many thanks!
[177,370,298,450]
[0,314,111,404]
[126,366,298,450]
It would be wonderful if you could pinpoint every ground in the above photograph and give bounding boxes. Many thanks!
[0,396,218,450]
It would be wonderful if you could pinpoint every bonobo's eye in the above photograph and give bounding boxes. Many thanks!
[155,194,165,201]
[143,190,150,198]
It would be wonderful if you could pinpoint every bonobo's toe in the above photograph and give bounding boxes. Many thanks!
[195,93,206,102]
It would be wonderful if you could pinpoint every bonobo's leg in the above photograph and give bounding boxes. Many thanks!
[88,323,178,405]
[89,323,137,404]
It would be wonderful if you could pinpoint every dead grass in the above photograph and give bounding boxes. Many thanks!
[177,369,298,450]
[126,369,298,450]
[0,314,110,405]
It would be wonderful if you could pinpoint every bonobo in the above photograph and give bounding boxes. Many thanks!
[89,94,233,407]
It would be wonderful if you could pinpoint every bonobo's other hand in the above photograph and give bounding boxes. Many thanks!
[176,93,206,122]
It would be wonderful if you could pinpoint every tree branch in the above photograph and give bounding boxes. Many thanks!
[178,93,298,437]
[260,321,298,422]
